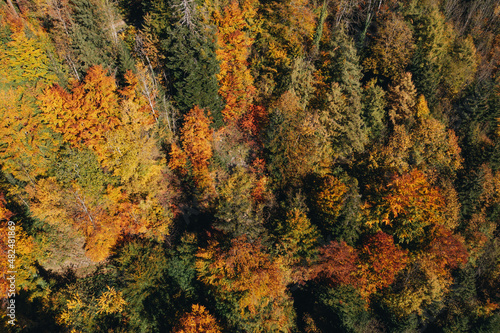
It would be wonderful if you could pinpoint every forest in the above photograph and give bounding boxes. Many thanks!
[0,0,499,331]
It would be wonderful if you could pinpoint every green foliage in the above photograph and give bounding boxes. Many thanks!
[265,90,331,186]
[302,284,372,333]
[362,79,387,142]
[213,166,266,240]
[320,82,366,160]
[110,238,184,332]
[140,0,222,120]
[1,0,499,332]
[319,26,367,158]
[162,12,223,118]
[407,3,452,105]
[50,146,111,197]
[68,0,132,77]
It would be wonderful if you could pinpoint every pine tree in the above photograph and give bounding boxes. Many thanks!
[408,3,453,105]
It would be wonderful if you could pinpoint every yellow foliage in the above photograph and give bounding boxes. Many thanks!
[97,286,127,314]
[314,175,348,220]
[215,0,256,122]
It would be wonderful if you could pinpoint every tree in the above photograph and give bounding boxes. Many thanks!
[253,0,316,98]
[265,91,332,186]
[381,227,468,318]
[310,175,347,232]
[109,238,177,331]
[441,35,478,98]
[275,207,320,283]
[408,3,453,105]
[162,0,223,119]
[215,0,257,123]
[356,231,409,299]
[410,95,463,174]
[0,11,60,182]
[65,0,132,77]
[103,70,171,239]
[307,285,372,333]
[363,12,415,80]
[39,65,121,158]
[362,79,387,142]
[213,166,266,240]
[319,82,366,160]
[277,208,320,263]
[369,169,448,245]
[196,237,296,332]
[308,241,358,287]
[174,304,221,333]
[387,72,417,127]
[169,106,214,192]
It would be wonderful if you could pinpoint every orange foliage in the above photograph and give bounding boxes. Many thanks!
[356,232,409,298]
[249,158,269,203]
[239,104,267,138]
[308,241,358,286]
[215,0,257,122]
[119,69,157,127]
[174,106,214,191]
[168,143,188,174]
[427,226,468,271]
[196,236,293,330]
[174,304,222,333]
[84,208,123,262]
[313,175,348,222]
[39,65,121,158]
[376,169,447,243]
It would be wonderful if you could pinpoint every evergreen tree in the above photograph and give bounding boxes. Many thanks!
[319,26,367,159]
[163,1,223,120]
[68,0,132,77]
[141,0,222,120]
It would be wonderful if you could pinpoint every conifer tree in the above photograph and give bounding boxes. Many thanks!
[163,0,223,119]
[67,0,132,77]
[319,26,367,158]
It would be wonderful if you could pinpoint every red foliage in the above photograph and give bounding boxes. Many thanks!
[239,104,267,138]
[428,226,469,271]
[357,232,409,298]
[0,193,13,221]
[308,241,358,286]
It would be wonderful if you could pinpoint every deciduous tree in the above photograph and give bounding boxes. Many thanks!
[196,237,296,332]
[174,304,221,333]
[215,0,257,122]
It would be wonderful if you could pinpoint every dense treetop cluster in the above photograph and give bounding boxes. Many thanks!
[0,0,499,331]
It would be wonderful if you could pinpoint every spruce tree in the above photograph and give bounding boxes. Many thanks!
[164,21,223,121]
[143,0,222,120]
[319,26,367,159]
